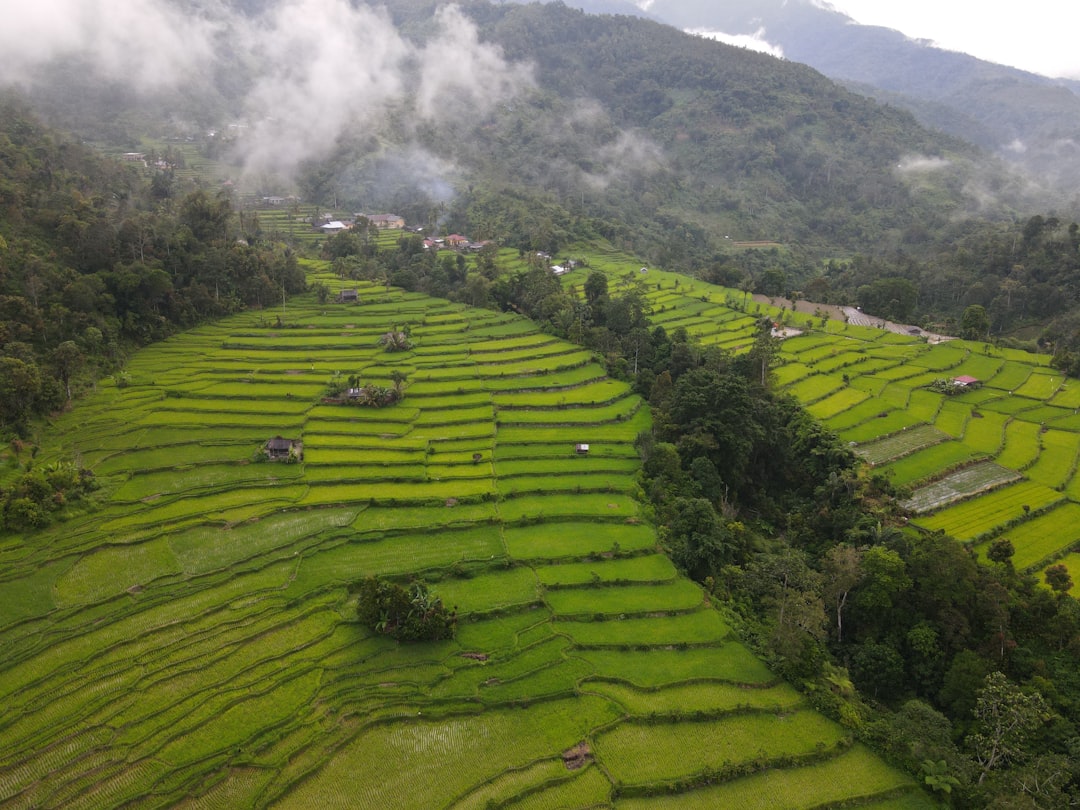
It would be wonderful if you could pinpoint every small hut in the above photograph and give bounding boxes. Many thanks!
[574,443,590,455]
[266,436,302,462]
[952,375,981,389]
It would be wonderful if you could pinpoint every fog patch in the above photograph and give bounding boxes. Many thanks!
[0,0,221,91]
[414,6,535,125]
[686,27,785,59]
[895,155,951,175]
[583,131,667,190]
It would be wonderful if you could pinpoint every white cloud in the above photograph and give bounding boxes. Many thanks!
[0,0,220,90]
[0,1,536,184]
[414,6,535,124]
[239,0,411,179]
[685,28,784,60]
[895,155,951,174]
[823,0,1080,79]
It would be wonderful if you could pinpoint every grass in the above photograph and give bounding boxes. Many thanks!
[973,502,1080,570]
[878,441,983,487]
[502,521,656,558]
[596,710,847,787]
[617,744,916,810]
[576,644,775,687]
[545,580,705,616]
[583,680,802,715]
[995,420,1044,470]
[559,609,729,646]
[533,554,676,586]
[915,480,1064,540]
[855,425,949,465]
[273,697,621,810]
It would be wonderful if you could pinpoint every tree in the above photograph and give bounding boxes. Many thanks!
[355,577,456,642]
[986,537,1015,567]
[390,369,408,398]
[745,316,779,387]
[1044,564,1073,595]
[379,330,413,352]
[960,304,990,340]
[665,496,736,580]
[584,270,609,315]
[0,356,42,429]
[50,340,84,401]
[921,759,961,795]
[850,640,906,702]
[966,672,1049,785]
[821,544,863,644]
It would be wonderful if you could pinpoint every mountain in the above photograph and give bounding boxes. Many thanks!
[9,0,1039,268]
[640,0,1080,201]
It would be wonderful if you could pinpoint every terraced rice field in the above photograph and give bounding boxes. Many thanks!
[0,264,921,808]
[560,248,1080,584]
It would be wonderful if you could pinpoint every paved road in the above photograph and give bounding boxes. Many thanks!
[840,307,954,343]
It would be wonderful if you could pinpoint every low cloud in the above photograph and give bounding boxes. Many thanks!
[686,27,785,59]
[895,154,951,174]
[414,6,534,125]
[238,0,411,181]
[0,1,535,185]
[0,0,221,91]
[583,130,667,191]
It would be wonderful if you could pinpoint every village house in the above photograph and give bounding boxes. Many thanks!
[319,220,349,234]
[445,234,469,249]
[953,375,981,388]
[365,213,405,230]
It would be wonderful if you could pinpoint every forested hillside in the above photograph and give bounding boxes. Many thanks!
[0,97,304,432]
[19,0,1023,263]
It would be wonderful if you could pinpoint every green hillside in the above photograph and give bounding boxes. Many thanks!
[0,265,924,808]
[555,253,1080,590]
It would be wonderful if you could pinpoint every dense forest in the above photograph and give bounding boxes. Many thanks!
[0,97,305,432]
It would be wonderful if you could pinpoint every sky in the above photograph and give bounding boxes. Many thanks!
[823,0,1080,80]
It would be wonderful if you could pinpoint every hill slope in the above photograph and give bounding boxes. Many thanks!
[0,269,924,807]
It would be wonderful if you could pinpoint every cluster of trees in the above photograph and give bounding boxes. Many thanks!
[803,215,1080,350]
[1,461,98,530]
[0,98,305,435]
[354,577,456,642]
[325,371,407,408]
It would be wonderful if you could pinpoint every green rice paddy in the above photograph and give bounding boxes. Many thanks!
[0,260,920,809]
[566,253,1080,582]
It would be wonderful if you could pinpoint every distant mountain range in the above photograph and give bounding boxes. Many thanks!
[526,0,1080,203]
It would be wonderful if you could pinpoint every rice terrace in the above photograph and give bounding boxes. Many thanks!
[0,254,952,809]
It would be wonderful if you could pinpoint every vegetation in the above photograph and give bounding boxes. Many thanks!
[566,259,1080,807]
[4,3,1080,806]
[0,97,305,434]
[355,577,456,641]
[0,460,98,529]
[0,269,932,809]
